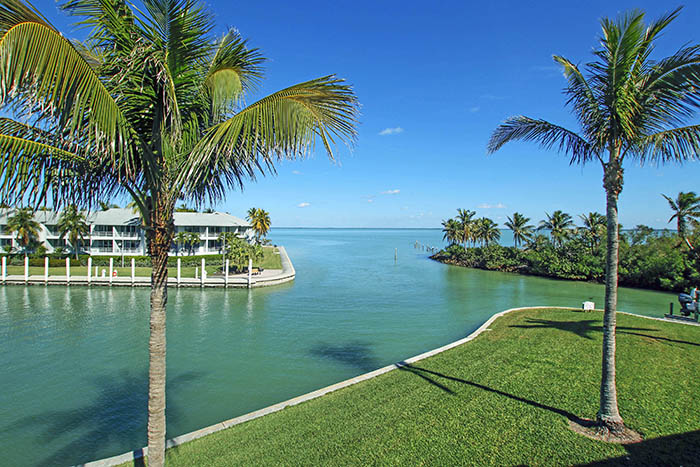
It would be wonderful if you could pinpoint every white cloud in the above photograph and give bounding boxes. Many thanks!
[367,199,374,203]
[291,170,302,175]
[478,203,506,209]
[480,94,506,100]
[379,127,404,136]
[381,189,400,195]
[297,202,311,208]
[469,106,480,113]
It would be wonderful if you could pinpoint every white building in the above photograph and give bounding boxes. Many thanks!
[0,208,253,256]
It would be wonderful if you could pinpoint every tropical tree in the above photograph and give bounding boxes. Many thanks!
[0,1,358,464]
[6,208,40,256]
[247,207,271,242]
[504,212,534,248]
[218,230,238,261]
[175,204,197,212]
[579,212,606,254]
[441,218,461,245]
[456,208,476,246]
[99,202,120,211]
[488,8,700,433]
[474,217,500,247]
[539,210,574,248]
[662,191,700,247]
[173,231,188,256]
[185,232,201,256]
[58,205,90,259]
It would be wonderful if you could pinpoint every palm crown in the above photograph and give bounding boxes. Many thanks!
[662,191,700,238]
[0,0,358,223]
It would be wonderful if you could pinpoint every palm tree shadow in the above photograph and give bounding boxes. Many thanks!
[509,318,700,347]
[509,318,660,341]
[1,369,204,466]
[309,341,380,372]
[396,362,589,425]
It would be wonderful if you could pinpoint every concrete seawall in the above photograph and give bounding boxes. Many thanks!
[0,246,295,288]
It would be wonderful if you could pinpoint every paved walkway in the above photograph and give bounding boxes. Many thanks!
[0,247,295,288]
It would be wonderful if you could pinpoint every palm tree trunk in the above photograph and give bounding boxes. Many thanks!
[147,222,172,467]
[598,161,625,432]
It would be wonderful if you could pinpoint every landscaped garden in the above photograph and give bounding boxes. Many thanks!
[119,308,700,466]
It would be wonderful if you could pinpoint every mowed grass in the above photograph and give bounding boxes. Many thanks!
[122,308,699,466]
[5,247,283,278]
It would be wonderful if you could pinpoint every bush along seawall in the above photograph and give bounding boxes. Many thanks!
[434,204,700,293]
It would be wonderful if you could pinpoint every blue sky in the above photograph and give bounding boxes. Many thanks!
[33,0,700,228]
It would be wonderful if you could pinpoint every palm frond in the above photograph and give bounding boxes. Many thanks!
[0,19,137,175]
[0,0,52,35]
[205,29,265,121]
[641,125,700,164]
[553,55,603,147]
[60,0,137,51]
[178,75,359,202]
[488,116,595,164]
[0,129,119,207]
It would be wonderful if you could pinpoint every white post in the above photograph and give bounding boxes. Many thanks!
[109,258,113,285]
[87,257,92,285]
[131,258,135,284]
[1,255,6,282]
[225,259,229,288]
[177,258,181,287]
[95,265,98,278]
[44,256,49,283]
[247,257,252,288]
[201,258,205,286]
[24,256,29,282]
[65,257,70,284]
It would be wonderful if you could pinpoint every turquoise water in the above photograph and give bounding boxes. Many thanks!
[0,229,677,466]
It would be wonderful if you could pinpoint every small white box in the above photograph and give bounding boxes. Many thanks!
[582,301,595,311]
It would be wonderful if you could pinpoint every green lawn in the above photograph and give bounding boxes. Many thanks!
[122,308,699,466]
[5,247,283,278]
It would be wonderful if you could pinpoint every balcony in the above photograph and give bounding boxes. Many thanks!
[92,230,114,237]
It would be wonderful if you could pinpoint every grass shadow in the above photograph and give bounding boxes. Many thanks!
[579,429,700,466]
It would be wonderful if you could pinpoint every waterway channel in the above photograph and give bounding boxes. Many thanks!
[0,228,677,466]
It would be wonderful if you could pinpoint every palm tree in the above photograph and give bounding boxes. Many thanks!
[185,231,201,256]
[504,212,534,248]
[0,1,358,464]
[247,207,271,242]
[662,192,700,246]
[456,208,476,246]
[6,208,40,256]
[472,217,500,247]
[58,205,90,259]
[579,212,606,254]
[441,218,461,245]
[489,8,700,432]
[539,211,574,248]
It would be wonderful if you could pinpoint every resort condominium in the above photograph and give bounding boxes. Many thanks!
[0,208,253,256]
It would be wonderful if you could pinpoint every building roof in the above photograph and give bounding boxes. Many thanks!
[0,208,250,227]
[174,211,249,227]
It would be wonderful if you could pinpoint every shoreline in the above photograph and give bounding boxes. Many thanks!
[0,247,295,289]
[80,305,695,466]
[429,253,682,295]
